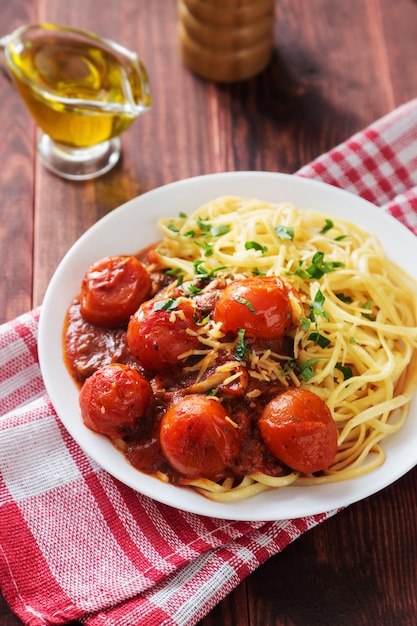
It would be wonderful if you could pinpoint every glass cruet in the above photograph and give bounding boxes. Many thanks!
[0,23,152,180]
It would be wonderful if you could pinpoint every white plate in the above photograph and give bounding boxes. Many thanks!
[38,172,417,521]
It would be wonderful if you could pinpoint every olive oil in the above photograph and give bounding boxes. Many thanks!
[5,24,151,148]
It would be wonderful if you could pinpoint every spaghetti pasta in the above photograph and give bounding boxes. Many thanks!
[154,195,417,499]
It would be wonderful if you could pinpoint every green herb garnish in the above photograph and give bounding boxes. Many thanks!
[196,216,211,232]
[298,358,322,382]
[154,297,182,312]
[308,332,331,349]
[184,284,202,296]
[235,328,250,361]
[310,289,330,321]
[336,292,353,303]
[193,260,226,278]
[194,312,210,326]
[211,224,230,237]
[167,222,180,233]
[335,363,353,380]
[234,296,256,314]
[165,267,184,286]
[361,299,376,321]
[305,252,345,279]
[300,317,312,331]
[194,241,214,257]
[319,219,334,234]
[275,225,295,240]
[245,241,268,254]
[292,252,345,280]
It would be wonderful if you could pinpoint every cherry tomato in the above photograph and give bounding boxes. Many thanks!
[160,395,240,480]
[79,363,153,439]
[80,255,151,327]
[213,276,292,339]
[258,388,338,473]
[127,298,202,371]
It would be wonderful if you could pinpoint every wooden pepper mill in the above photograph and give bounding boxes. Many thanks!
[178,0,276,82]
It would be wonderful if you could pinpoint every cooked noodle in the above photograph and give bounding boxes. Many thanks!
[155,196,417,500]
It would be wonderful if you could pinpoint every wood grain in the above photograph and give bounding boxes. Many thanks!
[1,1,417,625]
[0,0,36,322]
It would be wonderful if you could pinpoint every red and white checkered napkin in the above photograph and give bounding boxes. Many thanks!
[2,100,417,626]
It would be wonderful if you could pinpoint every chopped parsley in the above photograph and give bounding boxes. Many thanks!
[280,358,298,377]
[310,289,330,322]
[235,328,250,361]
[294,251,345,280]
[211,224,230,237]
[194,312,210,326]
[319,219,349,240]
[165,267,184,286]
[335,362,353,380]
[308,331,331,349]
[298,358,322,382]
[361,299,376,321]
[245,241,268,254]
[193,259,226,279]
[153,297,182,311]
[319,219,334,234]
[234,296,256,314]
[196,216,211,232]
[275,225,295,240]
[184,283,203,296]
[300,317,312,331]
[336,292,353,304]
[195,240,214,257]
[166,267,182,276]
[189,217,231,239]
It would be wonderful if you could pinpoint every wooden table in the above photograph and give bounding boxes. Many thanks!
[2,1,417,624]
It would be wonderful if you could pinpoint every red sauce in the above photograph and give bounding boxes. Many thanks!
[64,299,138,384]
[64,297,286,480]
[64,246,337,485]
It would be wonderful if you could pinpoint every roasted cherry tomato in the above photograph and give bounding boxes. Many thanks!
[127,298,202,371]
[80,255,151,327]
[160,395,240,480]
[258,388,338,473]
[79,363,153,439]
[213,276,292,339]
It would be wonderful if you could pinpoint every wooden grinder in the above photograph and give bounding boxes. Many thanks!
[178,0,276,82]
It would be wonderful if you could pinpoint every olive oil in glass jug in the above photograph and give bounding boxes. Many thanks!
[1,24,151,180]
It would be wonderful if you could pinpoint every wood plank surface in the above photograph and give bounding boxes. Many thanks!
[1,1,417,625]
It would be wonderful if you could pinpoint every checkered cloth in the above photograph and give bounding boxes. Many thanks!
[1,99,417,626]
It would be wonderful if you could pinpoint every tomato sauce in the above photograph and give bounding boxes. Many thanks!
[64,246,337,486]
[65,300,286,480]
[65,299,138,384]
